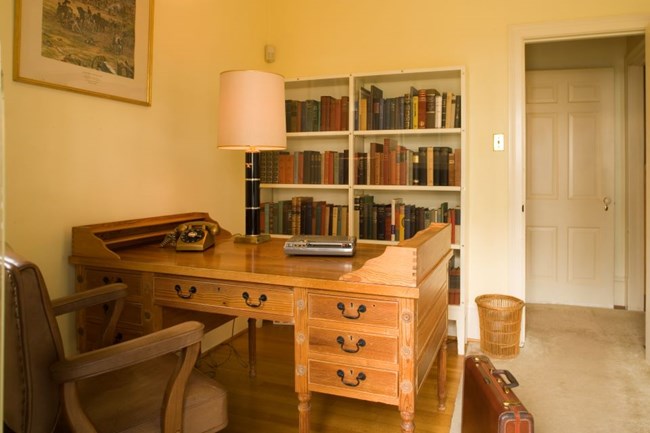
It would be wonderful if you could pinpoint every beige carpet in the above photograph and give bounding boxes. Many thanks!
[451,304,650,433]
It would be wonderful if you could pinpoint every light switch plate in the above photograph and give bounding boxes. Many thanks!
[493,133,505,151]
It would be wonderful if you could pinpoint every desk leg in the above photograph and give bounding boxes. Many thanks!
[298,392,311,433]
[399,410,415,433]
[437,339,447,411]
[248,318,256,378]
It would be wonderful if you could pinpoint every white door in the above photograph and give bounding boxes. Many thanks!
[526,68,615,307]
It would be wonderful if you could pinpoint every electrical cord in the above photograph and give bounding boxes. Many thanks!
[198,319,249,377]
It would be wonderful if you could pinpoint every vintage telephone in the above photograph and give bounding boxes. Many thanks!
[160,221,220,251]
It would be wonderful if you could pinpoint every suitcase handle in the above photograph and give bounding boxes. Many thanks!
[491,369,519,390]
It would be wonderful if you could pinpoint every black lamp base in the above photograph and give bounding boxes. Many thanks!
[234,234,271,244]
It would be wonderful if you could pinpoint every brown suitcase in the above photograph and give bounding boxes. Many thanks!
[462,355,534,433]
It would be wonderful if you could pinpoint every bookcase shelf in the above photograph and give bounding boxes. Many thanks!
[259,67,467,354]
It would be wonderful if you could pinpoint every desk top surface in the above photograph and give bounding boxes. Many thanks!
[71,215,451,297]
[70,236,414,295]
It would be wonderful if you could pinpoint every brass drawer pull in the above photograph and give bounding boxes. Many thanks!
[337,302,366,319]
[174,284,197,299]
[336,336,366,353]
[336,369,366,387]
[102,276,123,285]
[242,292,267,308]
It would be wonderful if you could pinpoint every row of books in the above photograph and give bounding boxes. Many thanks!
[354,196,461,242]
[259,195,462,243]
[260,150,350,185]
[448,265,461,305]
[356,141,461,187]
[260,197,350,236]
[260,145,460,187]
[357,85,461,131]
[285,96,350,132]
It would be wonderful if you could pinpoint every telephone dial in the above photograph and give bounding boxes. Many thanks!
[160,221,220,251]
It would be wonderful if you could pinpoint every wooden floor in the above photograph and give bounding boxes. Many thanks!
[197,322,463,433]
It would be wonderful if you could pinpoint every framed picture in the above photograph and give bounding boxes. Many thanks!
[13,0,154,106]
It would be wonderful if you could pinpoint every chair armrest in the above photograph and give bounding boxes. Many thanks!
[51,321,205,383]
[51,283,128,316]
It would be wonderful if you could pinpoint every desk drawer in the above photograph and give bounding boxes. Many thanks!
[85,269,143,297]
[308,293,398,328]
[80,320,143,352]
[77,268,147,352]
[85,300,143,327]
[154,277,294,319]
[308,359,398,401]
[309,326,398,364]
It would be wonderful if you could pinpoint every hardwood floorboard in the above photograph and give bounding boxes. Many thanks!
[197,322,462,433]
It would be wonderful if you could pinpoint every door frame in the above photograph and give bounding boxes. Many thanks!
[508,15,650,354]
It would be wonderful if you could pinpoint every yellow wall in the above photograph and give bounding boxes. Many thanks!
[1,0,649,350]
[0,0,270,345]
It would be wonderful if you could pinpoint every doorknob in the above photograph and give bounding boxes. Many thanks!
[603,197,611,211]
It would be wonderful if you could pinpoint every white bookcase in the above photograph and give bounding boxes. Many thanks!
[260,68,467,354]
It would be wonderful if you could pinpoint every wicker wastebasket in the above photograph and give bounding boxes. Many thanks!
[475,294,524,358]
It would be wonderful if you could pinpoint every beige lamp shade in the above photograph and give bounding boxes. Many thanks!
[217,70,287,151]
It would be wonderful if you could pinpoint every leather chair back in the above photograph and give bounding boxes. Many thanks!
[4,248,66,432]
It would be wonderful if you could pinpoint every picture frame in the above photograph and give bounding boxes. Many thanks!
[13,0,154,106]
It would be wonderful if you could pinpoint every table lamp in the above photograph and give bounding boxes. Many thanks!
[217,70,287,243]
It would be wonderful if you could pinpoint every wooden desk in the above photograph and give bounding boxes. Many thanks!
[70,213,452,433]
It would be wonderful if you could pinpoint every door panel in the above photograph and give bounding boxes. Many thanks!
[527,114,557,199]
[526,68,615,307]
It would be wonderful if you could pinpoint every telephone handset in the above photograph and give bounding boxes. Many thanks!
[160,221,220,251]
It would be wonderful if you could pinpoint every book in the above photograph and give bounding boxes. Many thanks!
[418,146,428,186]
[370,85,383,130]
[440,92,448,128]
[411,92,419,129]
[277,200,290,234]
[331,206,339,236]
[339,205,349,236]
[353,195,362,238]
[454,148,462,187]
[369,142,384,185]
[341,96,350,131]
[448,150,456,186]
[425,88,440,128]
[358,87,370,130]
[320,95,334,131]
[434,94,443,128]
[418,89,427,129]
[340,149,349,185]
[426,147,435,186]
[290,196,313,235]
[411,151,419,186]
[438,147,451,186]
[390,198,403,241]
[384,138,398,185]
[398,202,405,241]
[446,93,455,129]
[303,99,320,132]
[454,94,462,128]
[358,195,374,239]
[355,152,368,185]
[331,97,342,131]
[448,265,460,305]
[376,205,386,240]
[452,206,461,244]
[407,86,418,129]
[286,100,299,132]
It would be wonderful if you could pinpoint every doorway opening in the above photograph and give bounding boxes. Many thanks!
[525,37,644,309]
[507,16,648,355]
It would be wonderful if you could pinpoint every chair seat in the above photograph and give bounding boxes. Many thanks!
[76,353,228,433]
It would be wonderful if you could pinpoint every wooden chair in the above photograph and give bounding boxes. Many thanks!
[3,246,228,433]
